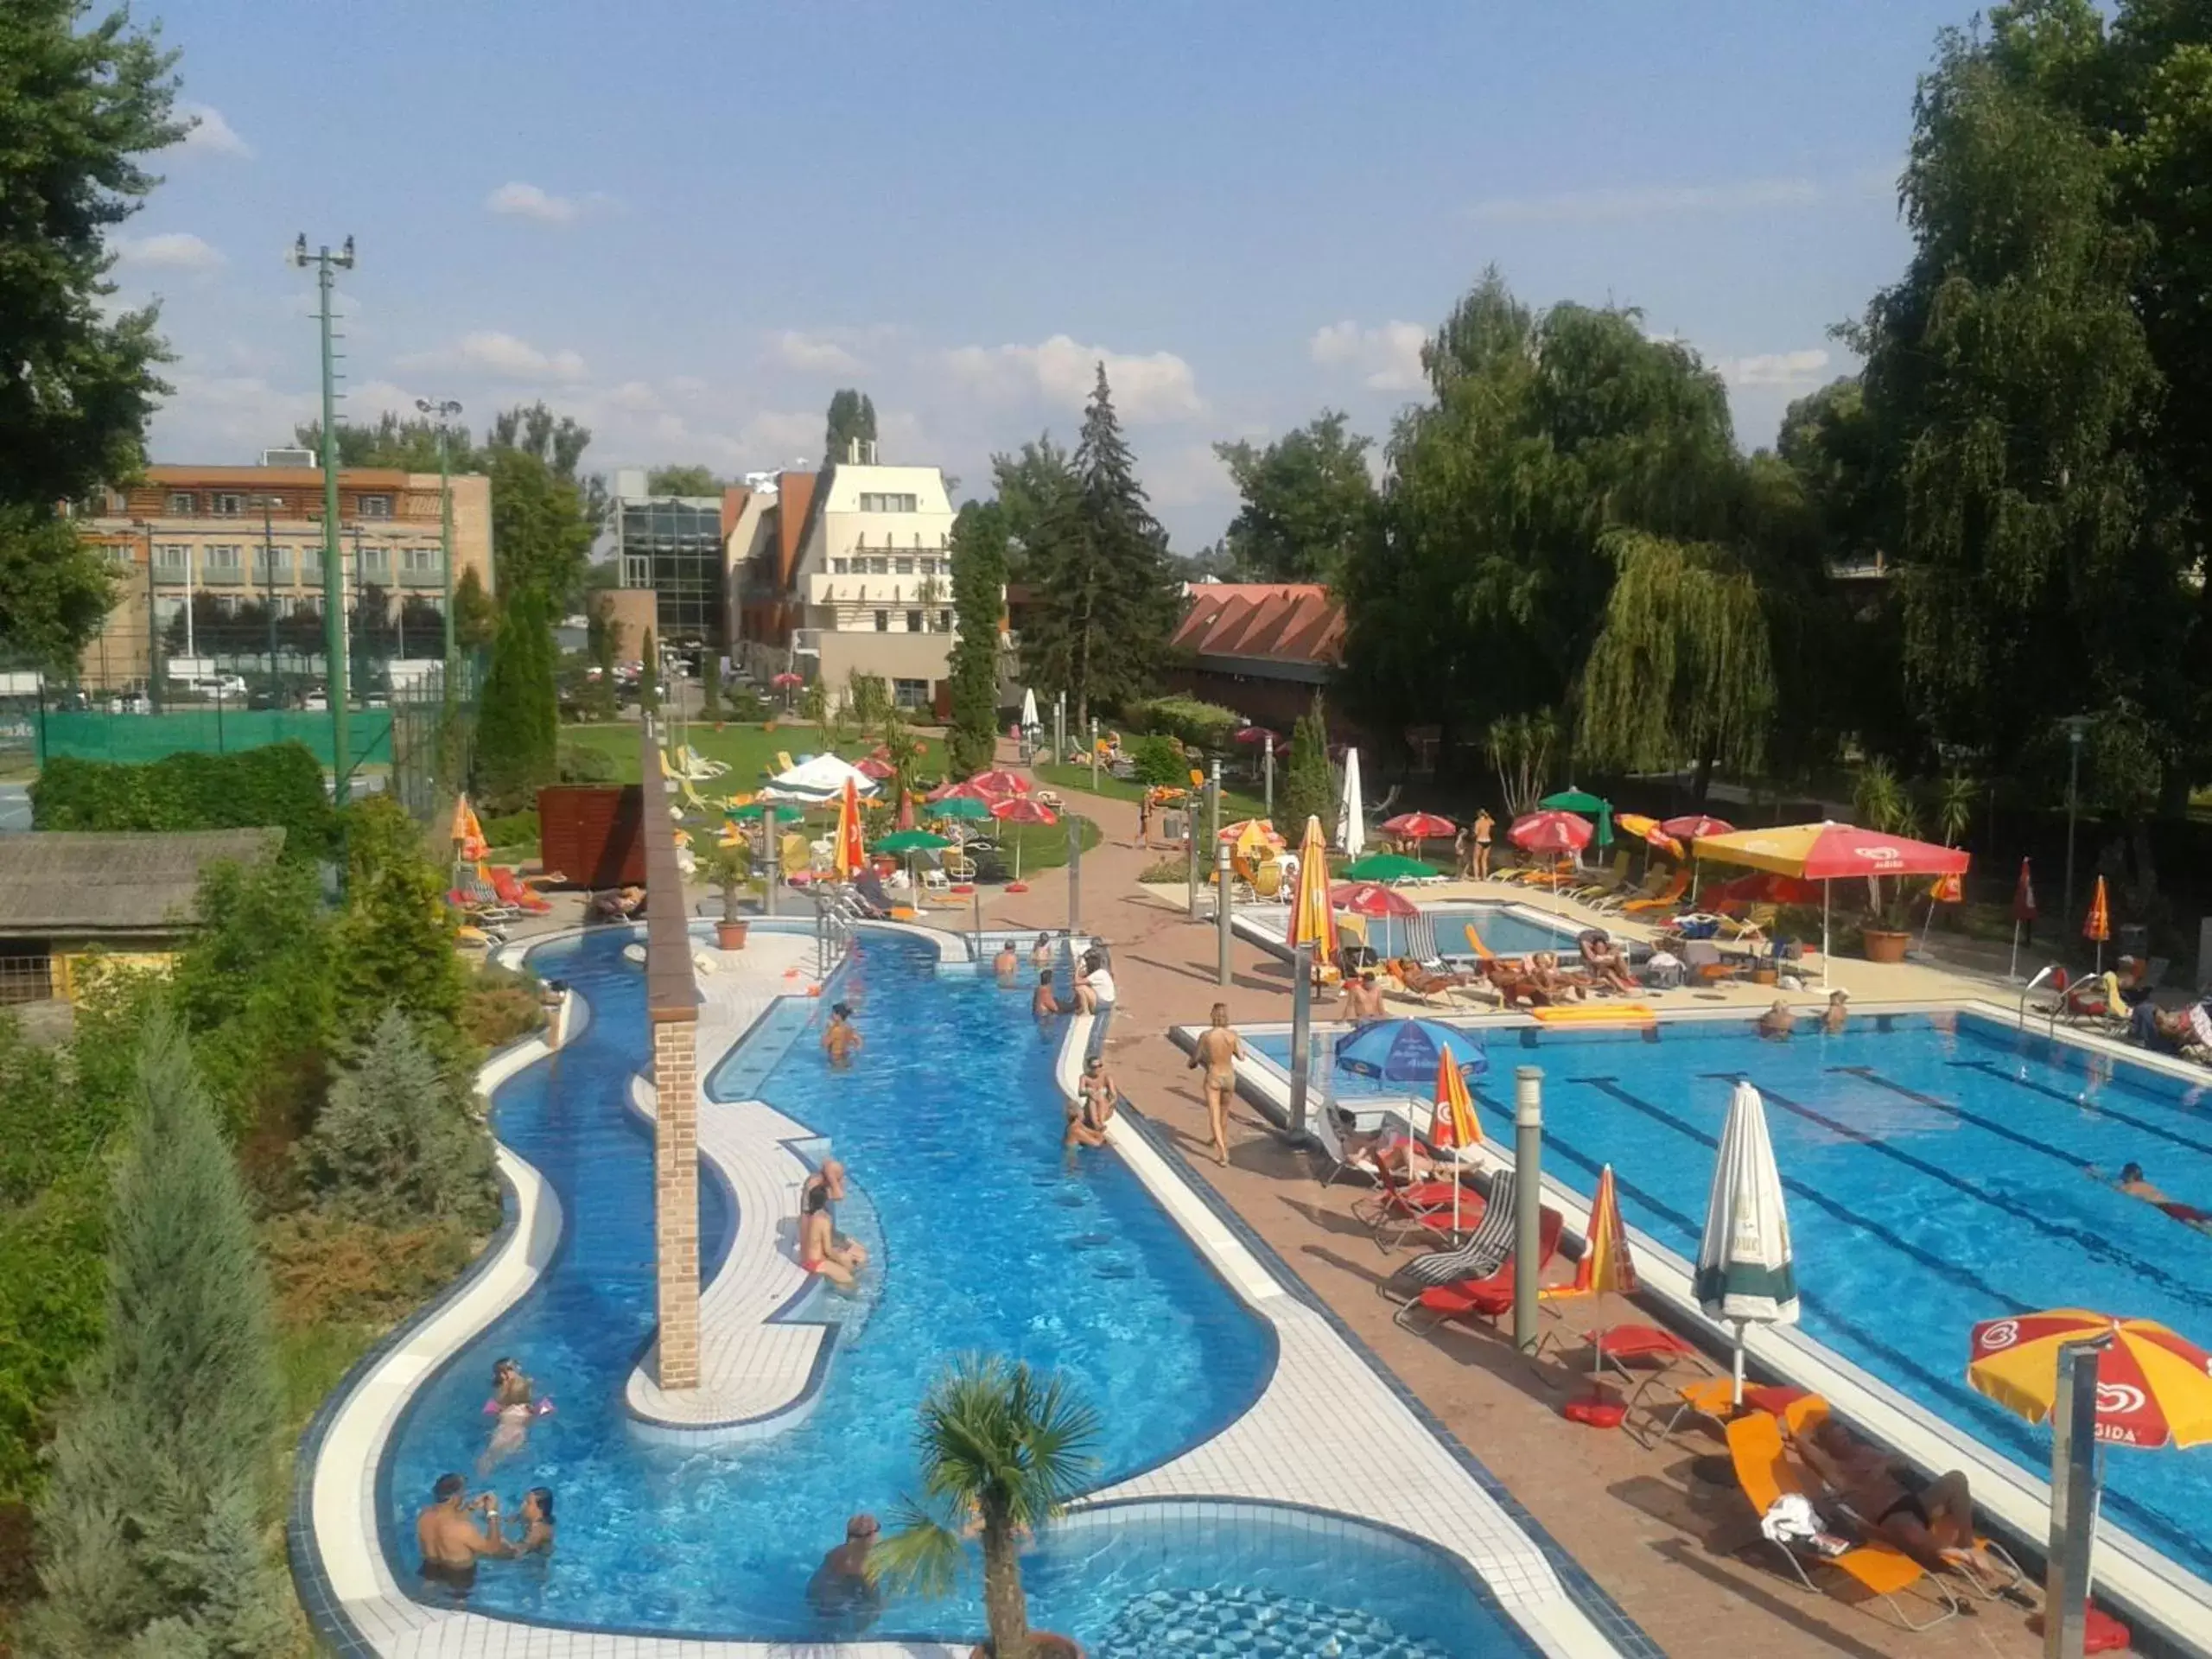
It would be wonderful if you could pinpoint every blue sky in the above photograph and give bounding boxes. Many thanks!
[119,0,1967,545]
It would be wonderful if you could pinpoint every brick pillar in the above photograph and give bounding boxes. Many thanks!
[651,1011,701,1390]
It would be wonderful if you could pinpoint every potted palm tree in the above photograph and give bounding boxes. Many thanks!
[870,1355,1099,1659]
[702,842,753,950]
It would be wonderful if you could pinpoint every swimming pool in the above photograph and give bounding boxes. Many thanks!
[374,928,1541,1651]
[1270,1010,2212,1584]
[1245,899,1586,962]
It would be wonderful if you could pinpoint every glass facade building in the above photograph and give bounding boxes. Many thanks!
[613,495,724,649]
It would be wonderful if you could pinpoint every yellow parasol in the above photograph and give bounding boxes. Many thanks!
[2083,874,2111,974]
[1547,1164,1637,1302]
[451,794,487,861]
[1431,1043,1481,1230]
[1288,813,1337,967]
[1969,1309,2212,1449]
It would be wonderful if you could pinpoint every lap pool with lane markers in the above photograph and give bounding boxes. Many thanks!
[1264,1012,2212,1584]
[376,928,1541,1653]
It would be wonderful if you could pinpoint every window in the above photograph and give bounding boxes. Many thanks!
[213,492,245,516]
[874,610,888,632]
[869,556,889,575]
[359,493,393,518]
[154,543,190,579]
[857,492,919,513]
[103,543,136,567]
[201,544,243,578]
[940,609,954,632]
[906,609,924,633]
[251,545,293,582]
[893,678,928,709]
[894,556,915,575]
[832,557,849,574]
[402,546,441,579]
[166,491,196,515]
[358,546,392,582]
[623,554,650,588]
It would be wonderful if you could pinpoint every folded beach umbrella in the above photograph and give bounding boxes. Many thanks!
[1289,814,1338,966]
[833,778,866,880]
[1696,1081,1800,1406]
[1338,748,1367,859]
[1432,1043,1482,1229]
[2083,874,2112,973]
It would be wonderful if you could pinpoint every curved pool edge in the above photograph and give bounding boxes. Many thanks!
[1211,999,2212,1659]
[295,923,1658,1658]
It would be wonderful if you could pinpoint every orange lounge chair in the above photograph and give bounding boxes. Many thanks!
[1617,867,1692,915]
[1725,1408,1960,1630]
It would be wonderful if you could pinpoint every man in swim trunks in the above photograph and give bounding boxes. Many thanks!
[800,1158,870,1266]
[1340,969,1388,1022]
[1787,1416,1993,1577]
[822,1002,861,1065]
[2100,1161,2212,1230]
[1065,1055,1117,1150]
[1757,999,1795,1039]
[1821,988,1849,1034]
[1032,969,1060,1017]
[416,1472,512,1592]
[806,1512,882,1632]
[1186,1002,1243,1166]
[800,1183,863,1290]
[993,941,1019,984]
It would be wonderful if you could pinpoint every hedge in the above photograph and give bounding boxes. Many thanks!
[1121,696,1243,753]
[29,743,336,856]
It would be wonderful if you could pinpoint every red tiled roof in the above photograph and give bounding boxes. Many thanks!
[1171,583,1343,667]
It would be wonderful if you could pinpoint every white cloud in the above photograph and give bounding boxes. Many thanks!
[113,232,225,271]
[1466,176,1821,224]
[179,104,251,160]
[485,181,581,225]
[768,330,865,375]
[1308,320,1427,392]
[1719,347,1832,390]
[941,334,1202,423]
[607,379,664,413]
[1144,442,1236,512]
[740,410,825,466]
[148,372,315,458]
[401,331,588,382]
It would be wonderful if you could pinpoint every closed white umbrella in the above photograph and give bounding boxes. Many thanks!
[1020,687,1039,732]
[1696,1081,1801,1406]
[1338,747,1366,858]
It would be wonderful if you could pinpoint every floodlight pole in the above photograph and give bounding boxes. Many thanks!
[417,396,462,675]
[295,232,355,790]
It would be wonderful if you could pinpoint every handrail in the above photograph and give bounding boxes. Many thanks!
[2018,963,2060,1037]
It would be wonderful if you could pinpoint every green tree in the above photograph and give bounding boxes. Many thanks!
[989,435,1076,580]
[22,1013,289,1659]
[297,1007,496,1230]
[844,669,891,740]
[645,465,721,496]
[1213,411,1376,584]
[475,589,560,811]
[948,500,1010,774]
[699,661,722,722]
[453,566,498,652]
[823,389,878,464]
[333,797,467,1041]
[638,626,658,715]
[295,411,469,472]
[870,1356,1099,1659]
[487,445,597,613]
[1019,366,1181,724]
[0,1,185,664]
[1281,696,1335,836]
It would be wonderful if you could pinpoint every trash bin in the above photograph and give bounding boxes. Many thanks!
[2117,922,2151,961]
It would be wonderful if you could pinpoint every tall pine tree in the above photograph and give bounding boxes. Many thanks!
[473,588,559,811]
[22,1012,289,1658]
[947,501,1009,775]
[1019,366,1181,724]
[1281,695,1336,836]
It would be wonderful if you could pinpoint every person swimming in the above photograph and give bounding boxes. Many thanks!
[479,1357,545,1471]
[2097,1161,2212,1230]
[822,1001,861,1066]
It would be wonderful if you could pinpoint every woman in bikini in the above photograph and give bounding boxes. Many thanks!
[1186,1002,1243,1166]
[1065,1056,1116,1152]
[800,1183,863,1291]
[480,1358,538,1471]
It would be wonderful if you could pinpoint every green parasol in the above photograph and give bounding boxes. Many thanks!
[931,796,994,821]
[1540,787,1612,848]
[725,802,766,822]
[1339,851,1433,882]
[876,829,952,854]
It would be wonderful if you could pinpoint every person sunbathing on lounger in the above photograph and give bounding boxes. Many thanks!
[1787,1416,1998,1579]
[2094,1161,2212,1230]
[1578,932,1637,996]
[1528,951,1588,1002]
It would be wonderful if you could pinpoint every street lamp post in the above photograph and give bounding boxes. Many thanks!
[2062,715,2091,942]
[293,233,355,790]
[416,396,461,679]
[253,495,280,692]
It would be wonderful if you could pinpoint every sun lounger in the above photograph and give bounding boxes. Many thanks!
[1394,1206,1566,1332]
[487,863,553,914]
[1350,1155,1465,1251]
[1643,1376,1808,1446]
[1618,868,1692,915]
[1309,1102,1382,1186]
[1379,1170,1518,1299]
[1725,1409,1961,1630]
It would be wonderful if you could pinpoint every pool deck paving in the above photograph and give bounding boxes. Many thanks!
[916,753,2179,1659]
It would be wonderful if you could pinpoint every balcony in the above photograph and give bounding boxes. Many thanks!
[807,573,948,607]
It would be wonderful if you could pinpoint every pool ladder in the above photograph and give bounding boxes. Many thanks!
[2019,963,2063,1037]
[816,899,856,979]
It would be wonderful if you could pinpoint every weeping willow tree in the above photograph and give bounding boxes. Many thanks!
[1575,531,1775,797]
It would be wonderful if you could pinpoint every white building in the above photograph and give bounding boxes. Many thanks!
[728,443,975,714]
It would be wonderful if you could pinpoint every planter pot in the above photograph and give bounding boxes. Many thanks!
[716,918,749,950]
[1860,928,1910,964]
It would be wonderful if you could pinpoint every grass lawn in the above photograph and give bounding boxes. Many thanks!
[1034,762,1271,821]
[564,720,950,786]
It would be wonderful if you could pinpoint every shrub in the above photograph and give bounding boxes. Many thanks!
[1122,696,1242,753]
[475,588,561,812]
[1281,694,1335,836]
[0,1171,108,1505]
[29,743,334,856]
[1128,734,1186,787]
[21,1013,291,1658]
[1139,855,1192,883]
[480,806,540,850]
[556,742,617,785]
[333,798,467,1044]
[724,688,771,723]
[296,1008,498,1231]
[261,1213,483,1332]
[461,981,545,1051]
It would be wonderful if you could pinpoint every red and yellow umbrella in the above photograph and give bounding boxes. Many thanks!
[451,794,487,861]
[1288,814,1337,967]
[1549,1164,1637,1301]
[1615,812,1685,860]
[1969,1310,2212,1449]
[833,777,866,880]
[1432,1042,1480,1230]
[2082,874,2111,944]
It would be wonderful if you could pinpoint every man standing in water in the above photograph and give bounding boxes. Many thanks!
[416,1473,512,1593]
[1186,1002,1244,1166]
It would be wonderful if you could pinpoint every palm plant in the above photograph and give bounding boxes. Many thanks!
[869,1355,1101,1657]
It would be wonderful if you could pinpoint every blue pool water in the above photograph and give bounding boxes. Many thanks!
[374,929,1536,1651]
[1269,1011,2212,1583]
[1257,900,1583,962]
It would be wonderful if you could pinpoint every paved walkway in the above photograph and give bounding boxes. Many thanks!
[904,749,2064,1659]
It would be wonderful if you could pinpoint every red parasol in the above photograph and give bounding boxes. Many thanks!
[967,768,1032,798]
[988,797,1058,825]
[1661,814,1733,841]
[1509,810,1593,855]
[772,671,804,689]
[1233,725,1284,747]
[855,756,896,780]
[928,778,995,804]
[1330,880,1419,918]
[1382,811,1458,839]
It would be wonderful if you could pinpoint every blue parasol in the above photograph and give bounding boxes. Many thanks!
[1333,1018,1486,1084]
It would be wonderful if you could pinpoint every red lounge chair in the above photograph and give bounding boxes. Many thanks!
[1395,1208,1566,1332]
[488,863,553,914]
[1351,1156,1465,1252]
